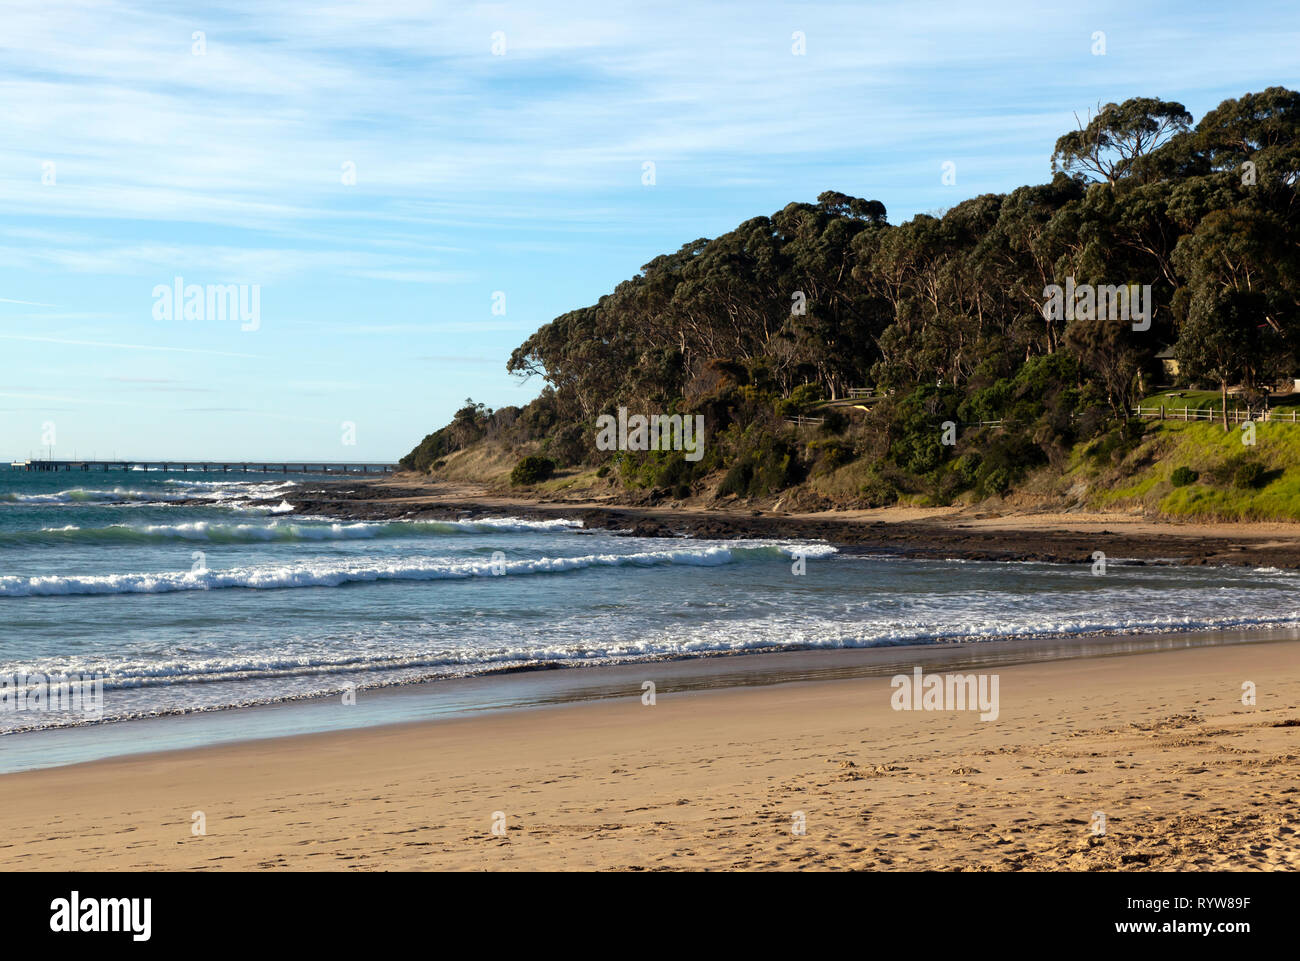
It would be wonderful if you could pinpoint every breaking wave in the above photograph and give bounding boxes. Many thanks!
[0,542,835,597]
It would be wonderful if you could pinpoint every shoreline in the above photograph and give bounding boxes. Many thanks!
[7,476,1298,870]
[282,478,1300,569]
[4,625,1298,775]
[4,636,1297,871]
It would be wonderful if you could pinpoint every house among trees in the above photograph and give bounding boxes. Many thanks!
[1154,347,1180,381]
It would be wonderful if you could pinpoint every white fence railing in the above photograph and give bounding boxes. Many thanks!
[1133,406,1300,424]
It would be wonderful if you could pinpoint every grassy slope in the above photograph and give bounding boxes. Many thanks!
[1071,421,1300,521]
[432,442,625,500]
[421,419,1300,521]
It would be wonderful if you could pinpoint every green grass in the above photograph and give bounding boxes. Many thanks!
[1073,420,1300,520]
[1094,471,1161,505]
[1139,389,1300,417]
[1138,389,1225,414]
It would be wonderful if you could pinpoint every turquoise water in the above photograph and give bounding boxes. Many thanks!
[2,466,1299,737]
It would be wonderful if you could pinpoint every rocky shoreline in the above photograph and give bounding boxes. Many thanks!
[268,479,1300,569]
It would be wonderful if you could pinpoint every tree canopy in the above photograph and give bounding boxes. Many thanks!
[405,90,1300,505]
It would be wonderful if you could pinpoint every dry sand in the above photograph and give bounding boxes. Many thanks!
[1,639,1297,871]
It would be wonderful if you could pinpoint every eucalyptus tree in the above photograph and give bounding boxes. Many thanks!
[1052,97,1193,186]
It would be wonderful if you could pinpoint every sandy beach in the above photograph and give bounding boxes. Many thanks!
[3,638,1297,871]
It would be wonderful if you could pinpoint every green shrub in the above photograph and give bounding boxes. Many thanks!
[717,437,803,498]
[1085,421,1145,466]
[888,384,962,476]
[717,461,752,497]
[612,448,704,490]
[1209,453,1266,490]
[808,439,856,475]
[978,466,1013,497]
[951,453,982,488]
[859,474,897,507]
[510,455,556,485]
[1232,460,1265,489]
[970,434,1043,498]
[775,383,826,417]
[819,409,848,433]
[545,423,588,465]
[651,454,691,488]
[1170,466,1198,487]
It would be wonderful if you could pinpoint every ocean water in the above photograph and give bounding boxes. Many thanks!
[2,466,1299,736]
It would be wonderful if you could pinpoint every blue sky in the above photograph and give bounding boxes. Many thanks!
[2,0,1296,461]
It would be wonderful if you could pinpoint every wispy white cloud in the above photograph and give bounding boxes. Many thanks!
[1,0,1295,459]
[0,333,261,358]
[7,1,1293,245]
[0,296,60,307]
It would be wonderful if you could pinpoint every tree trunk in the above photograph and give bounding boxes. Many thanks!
[1221,381,1229,431]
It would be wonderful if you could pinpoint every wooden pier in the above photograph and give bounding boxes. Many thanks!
[12,461,396,474]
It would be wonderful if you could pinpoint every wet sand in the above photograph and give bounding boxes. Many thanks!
[3,638,1297,871]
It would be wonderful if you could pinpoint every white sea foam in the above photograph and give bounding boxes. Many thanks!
[6,605,1297,708]
[1,479,298,507]
[0,542,834,597]
[15,516,586,545]
[3,487,190,504]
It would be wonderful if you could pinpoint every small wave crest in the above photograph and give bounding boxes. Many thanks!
[0,479,297,507]
[0,542,833,597]
[3,516,585,546]
[1,487,190,505]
